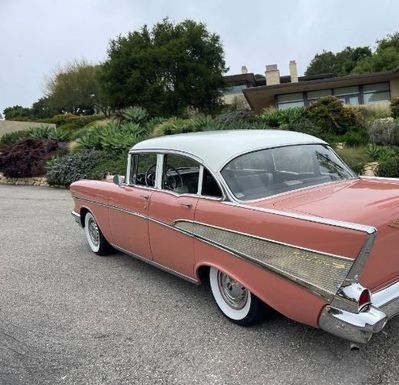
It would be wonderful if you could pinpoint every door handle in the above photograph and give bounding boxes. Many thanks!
[180,203,192,208]
[140,194,150,200]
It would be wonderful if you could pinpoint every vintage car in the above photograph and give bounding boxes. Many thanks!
[70,130,399,344]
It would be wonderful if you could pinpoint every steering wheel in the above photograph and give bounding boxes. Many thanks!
[163,166,184,191]
[144,164,157,187]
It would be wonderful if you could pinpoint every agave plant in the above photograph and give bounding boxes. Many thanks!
[190,114,219,131]
[28,125,70,141]
[121,106,148,124]
[76,131,104,151]
[28,125,52,139]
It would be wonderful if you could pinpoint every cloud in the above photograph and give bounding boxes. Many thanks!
[1,0,399,114]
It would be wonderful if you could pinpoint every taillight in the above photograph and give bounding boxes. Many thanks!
[358,289,371,311]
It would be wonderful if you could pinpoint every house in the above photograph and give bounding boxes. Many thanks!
[223,61,399,113]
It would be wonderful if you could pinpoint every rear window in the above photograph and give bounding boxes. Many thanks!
[221,144,355,201]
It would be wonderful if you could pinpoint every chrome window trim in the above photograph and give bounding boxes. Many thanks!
[125,152,159,190]
[155,153,164,189]
[126,153,132,185]
[220,178,348,204]
[129,149,227,200]
[197,165,204,195]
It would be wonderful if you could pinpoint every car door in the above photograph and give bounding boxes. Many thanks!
[108,152,158,260]
[148,153,201,278]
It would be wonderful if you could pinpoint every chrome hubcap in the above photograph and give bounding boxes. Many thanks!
[217,271,248,310]
[88,217,99,247]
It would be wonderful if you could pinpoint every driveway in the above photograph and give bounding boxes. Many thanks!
[0,185,398,385]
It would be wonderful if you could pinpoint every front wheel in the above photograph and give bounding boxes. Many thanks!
[209,267,263,326]
[84,211,112,256]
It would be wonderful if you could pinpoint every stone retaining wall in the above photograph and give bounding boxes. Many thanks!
[0,121,56,137]
[0,173,49,186]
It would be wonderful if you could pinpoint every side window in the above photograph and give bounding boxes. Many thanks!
[162,154,200,194]
[130,153,157,187]
[201,168,222,198]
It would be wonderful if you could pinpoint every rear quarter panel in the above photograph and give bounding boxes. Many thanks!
[193,199,369,328]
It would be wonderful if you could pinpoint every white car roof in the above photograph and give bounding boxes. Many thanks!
[131,129,326,172]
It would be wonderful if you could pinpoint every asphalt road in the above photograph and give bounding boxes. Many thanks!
[0,185,398,385]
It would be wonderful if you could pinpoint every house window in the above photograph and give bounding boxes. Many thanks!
[307,89,332,102]
[277,93,305,109]
[363,83,390,104]
[333,86,360,105]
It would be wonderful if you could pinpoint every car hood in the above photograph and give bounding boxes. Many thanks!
[259,178,399,229]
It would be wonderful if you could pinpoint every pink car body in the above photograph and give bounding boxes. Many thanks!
[70,130,399,344]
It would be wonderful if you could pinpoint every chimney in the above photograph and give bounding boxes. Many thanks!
[289,60,298,83]
[265,64,280,85]
[241,65,248,74]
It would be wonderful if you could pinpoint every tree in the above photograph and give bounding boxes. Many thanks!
[377,32,399,52]
[99,19,227,116]
[45,60,103,115]
[352,47,399,74]
[3,105,32,120]
[31,97,58,119]
[305,32,399,77]
[305,47,372,76]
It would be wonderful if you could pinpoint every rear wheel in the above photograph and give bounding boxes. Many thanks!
[84,212,112,256]
[209,267,263,326]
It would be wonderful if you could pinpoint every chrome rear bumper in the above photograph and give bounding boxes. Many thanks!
[319,282,399,344]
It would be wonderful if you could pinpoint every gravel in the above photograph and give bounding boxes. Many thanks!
[0,185,398,385]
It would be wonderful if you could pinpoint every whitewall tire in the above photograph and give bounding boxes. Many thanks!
[209,267,263,326]
[84,212,112,255]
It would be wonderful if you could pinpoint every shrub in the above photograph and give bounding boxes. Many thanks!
[46,150,110,186]
[215,108,256,127]
[56,121,83,132]
[279,119,322,137]
[366,144,397,162]
[338,131,368,147]
[89,155,127,180]
[306,96,364,135]
[259,107,306,128]
[367,118,399,145]
[121,106,148,124]
[190,114,219,131]
[0,138,61,178]
[378,157,399,177]
[100,122,147,154]
[38,114,103,127]
[0,129,30,146]
[75,120,149,153]
[353,104,391,121]
[151,117,194,137]
[336,146,370,175]
[28,126,71,141]
[391,97,399,119]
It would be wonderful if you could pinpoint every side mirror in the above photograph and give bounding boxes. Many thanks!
[113,174,122,186]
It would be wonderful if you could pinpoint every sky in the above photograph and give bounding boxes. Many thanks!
[1,0,399,115]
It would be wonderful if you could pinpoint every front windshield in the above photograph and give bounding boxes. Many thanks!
[221,144,356,201]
